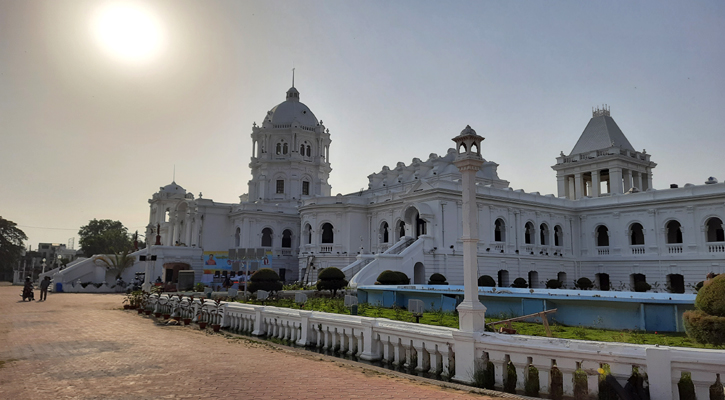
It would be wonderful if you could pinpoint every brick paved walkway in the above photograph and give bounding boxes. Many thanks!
[0,287,508,400]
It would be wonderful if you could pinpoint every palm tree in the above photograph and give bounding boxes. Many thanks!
[94,250,136,279]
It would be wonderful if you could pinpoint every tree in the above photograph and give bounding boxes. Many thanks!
[0,217,28,281]
[683,274,725,346]
[94,250,136,279]
[316,267,348,296]
[78,219,133,257]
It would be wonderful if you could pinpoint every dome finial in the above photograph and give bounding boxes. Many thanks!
[292,66,295,88]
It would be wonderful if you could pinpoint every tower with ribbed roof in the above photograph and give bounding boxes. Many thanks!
[552,106,657,199]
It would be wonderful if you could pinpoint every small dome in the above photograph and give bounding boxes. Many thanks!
[160,181,186,194]
[264,87,319,127]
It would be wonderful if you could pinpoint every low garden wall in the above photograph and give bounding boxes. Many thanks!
[140,294,724,399]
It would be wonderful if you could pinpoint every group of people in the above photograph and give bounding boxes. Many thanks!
[21,276,51,302]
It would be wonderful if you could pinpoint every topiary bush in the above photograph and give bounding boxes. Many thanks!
[316,267,348,296]
[525,365,540,396]
[427,273,448,285]
[678,372,696,400]
[503,361,517,393]
[376,270,409,285]
[478,275,496,287]
[573,367,588,399]
[546,279,563,289]
[550,366,564,400]
[634,281,651,292]
[711,374,724,400]
[511,277,528,288]
[684,274,725,346]
[575,277,594,290]
[247,268,283,294]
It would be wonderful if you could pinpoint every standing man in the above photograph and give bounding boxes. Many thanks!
[39,276,51,301]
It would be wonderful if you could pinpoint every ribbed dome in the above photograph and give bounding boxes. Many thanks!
[264,87,319,127]
[159,181,186,194]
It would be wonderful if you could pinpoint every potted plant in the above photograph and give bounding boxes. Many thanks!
[210,299,224,332]
[196,298,208,329]
[181,295,194,325]
[171,294,184,321]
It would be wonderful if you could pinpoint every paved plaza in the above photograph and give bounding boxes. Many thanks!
[0,286,510,400]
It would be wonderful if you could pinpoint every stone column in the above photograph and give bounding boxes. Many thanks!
[574,173,583,199]
[623,169,632,192]
[635,172,643,191]
[557,175,567,198]
[591,170,600,197]
[452,126,487,333]
[610,167,624,194]
[568,176,575,199]
[646,167,654,190]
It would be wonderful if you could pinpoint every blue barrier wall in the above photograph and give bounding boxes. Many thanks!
[358,285,695,332]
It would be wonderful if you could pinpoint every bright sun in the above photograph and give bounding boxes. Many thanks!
[91,2,164,63]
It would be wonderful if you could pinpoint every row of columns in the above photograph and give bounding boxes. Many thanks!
[559,167,653,200]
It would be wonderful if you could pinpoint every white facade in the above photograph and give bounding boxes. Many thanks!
[142,87,725,292]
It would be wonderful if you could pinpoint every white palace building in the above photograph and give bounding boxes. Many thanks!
[52,84,725,293]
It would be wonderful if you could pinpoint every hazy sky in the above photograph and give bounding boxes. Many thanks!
[2,0,724,250]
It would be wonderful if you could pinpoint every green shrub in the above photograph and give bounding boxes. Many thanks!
[503,361,517,393]
[711,374,724,400]
[575,277,594,290]
[376,270,409,285]
[573,368,588,399]
[472,360,495,390]
[546,279,563,289]
[427,273,448,285]
[247,268,283,294]
[634,281,651,292]
[695,274,725,317]
[194,282,205,292]
[525,365,540,396]
[550,366,564,400]
[683,310,725,346]
[678,372,696,400]
[316,267,348,296]
[511,277,528,288]
[478,275,496,287]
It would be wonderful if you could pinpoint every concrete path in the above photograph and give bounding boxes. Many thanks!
[0,287,510,399]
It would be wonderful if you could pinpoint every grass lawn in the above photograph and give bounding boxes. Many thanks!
[235,297,719,349]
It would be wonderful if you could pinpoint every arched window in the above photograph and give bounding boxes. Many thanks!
[283,143,288,154]
[282,229,292,248]
[275,143,282,155]
[303,224,312,245]
[494,219,506,242]
[524,222,535,244]
[306,145,311,157]
[380,222,389,243]
[554,225,563,247]
[398,221,406,240]
[540,223,549,246]
[416,213,427,237]
[665,220,683,244]
[706,217,725,242]
[302,180,310,196]
[321,223,334,244]
[630,223,645,245]
[300,144,305,154]
[235,227,241,248]
[596,226,609,247]
[261,228,273,247]
[497,270,510,287]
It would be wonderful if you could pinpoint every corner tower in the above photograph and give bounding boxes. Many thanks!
[247,86,332,203]
[552,106,656,199]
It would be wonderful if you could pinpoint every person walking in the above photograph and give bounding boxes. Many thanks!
[39,276,51,301]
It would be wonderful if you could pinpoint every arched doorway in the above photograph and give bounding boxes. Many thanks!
[413,262,425,284]
[162,263,191,284]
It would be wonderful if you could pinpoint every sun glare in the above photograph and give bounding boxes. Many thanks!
[91,2,164,63]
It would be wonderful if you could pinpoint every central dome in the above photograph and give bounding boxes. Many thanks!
[264,87,319,127]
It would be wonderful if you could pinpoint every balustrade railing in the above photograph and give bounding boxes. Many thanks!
[667,244,683,254]
[707,243,725,253]
[631,245,646,255]
[151,295,724,399]
[597,246,610,255]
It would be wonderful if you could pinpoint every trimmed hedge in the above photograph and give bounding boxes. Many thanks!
[696,274,725,317]
[684,273,725,346]
[575,277,594,290]
[316,267,348,296]
[478,275,496,287]
[511,277,528,288]
[376,270,410,285]
[247,268,283,293]
[427,273,448,285]
[546,279,563,289]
